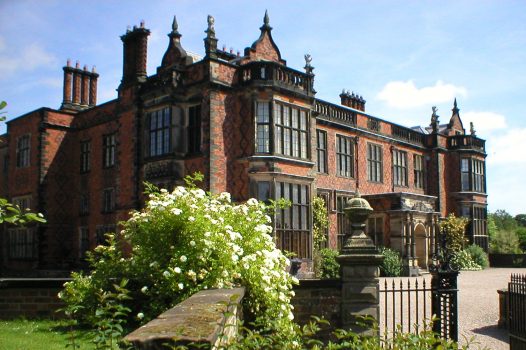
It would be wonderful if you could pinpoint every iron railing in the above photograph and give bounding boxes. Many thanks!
[380,277,433,338]
[509,273,526,349]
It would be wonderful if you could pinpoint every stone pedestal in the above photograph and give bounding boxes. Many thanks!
[337,192,384,335]
[337,252,383,334]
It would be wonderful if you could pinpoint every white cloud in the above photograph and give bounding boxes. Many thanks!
[376,80,467,109]
[487,128,526,165]
[0,41,57,77]
[461,111,507,134]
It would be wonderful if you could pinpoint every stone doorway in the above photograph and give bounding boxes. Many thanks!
[414,223,428,269]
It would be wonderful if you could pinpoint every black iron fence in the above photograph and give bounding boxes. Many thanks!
[509,273,526,350]
[379,271,458,342]
[379,277,432,338]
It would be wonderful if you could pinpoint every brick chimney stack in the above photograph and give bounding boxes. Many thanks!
[81,65,90,106]
[72,61,82,105]
[61,60,99,111]
[89,66,98,106]
[62,59,73,105]
[120,21,150,89]
[339,90,366,112]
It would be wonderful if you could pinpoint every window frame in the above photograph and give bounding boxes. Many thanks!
[80,140,91,173]
[336,194,353,250]
[367,143,383,183]
[460,157,486,193]
[316,129,328,174]
[102,187,115,213]
[336,134,354,178]
[80,193,90,216]
[392,149,408,187]
[188,104,202,154]
[414,154,425,189]
[273,102,309,159]
[8,227,37,260]
[102,133,116,168]
[16,134,30,168]
[147,107,172,157]
[255,101,271,154]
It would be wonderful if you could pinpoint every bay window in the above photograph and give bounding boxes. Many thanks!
[255,101,310,159]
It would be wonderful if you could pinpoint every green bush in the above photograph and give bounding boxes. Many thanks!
[379,247,403,277]
[490,230,522,254]
[451,249,482,271]
[220,316,478,350]
[60,175,298,337]
[316,248,340,279]
[464,244,489,269]
[440,214,468,254]
[516,227,526,252]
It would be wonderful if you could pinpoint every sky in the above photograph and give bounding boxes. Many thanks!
[0,0,525,215]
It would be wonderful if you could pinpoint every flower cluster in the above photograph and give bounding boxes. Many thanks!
[60,179,297,333]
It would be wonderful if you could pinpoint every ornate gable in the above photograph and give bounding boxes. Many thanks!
[447,98,465,135]
[243,11,286,65]
[159,16,192,71]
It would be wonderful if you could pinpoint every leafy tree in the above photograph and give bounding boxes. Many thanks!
[516,227,526,251]
[515,214,526,227]
[487,214,497,241]
[440,214,468,253]
[491,209,518,231]
[490,230,522,254]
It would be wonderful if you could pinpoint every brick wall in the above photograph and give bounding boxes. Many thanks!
[291,279,342,327]
[0,278,68,319]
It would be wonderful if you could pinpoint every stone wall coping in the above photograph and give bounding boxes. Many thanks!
[124,287,245,349]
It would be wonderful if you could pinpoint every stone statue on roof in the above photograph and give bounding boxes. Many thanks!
[304,54,312,67]
[207,15,215,35]
[470,122,476,136]
[431,106,439,133]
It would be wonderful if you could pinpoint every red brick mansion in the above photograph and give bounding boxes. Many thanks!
[0,12,487,276]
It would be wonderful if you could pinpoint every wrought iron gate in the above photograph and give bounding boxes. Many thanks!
[509,273,526,350]
[380,227,459,342]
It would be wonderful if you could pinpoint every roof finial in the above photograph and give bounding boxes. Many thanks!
[172,15,178,32]
[261,10,271,31]
[452,97,460,115]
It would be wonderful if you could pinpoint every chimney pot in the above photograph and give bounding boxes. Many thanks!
[62,63,73,107]
[140,20,145,28]
[67,58,71,67]
[75,60,80,69]
[83,65,88,71]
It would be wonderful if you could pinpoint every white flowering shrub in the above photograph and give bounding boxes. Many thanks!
[60,175,297,335]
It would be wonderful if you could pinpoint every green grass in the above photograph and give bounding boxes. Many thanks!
[0,319,94,350]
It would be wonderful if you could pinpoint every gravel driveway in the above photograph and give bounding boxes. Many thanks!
[380,268,524,349]
[458,268,524,350]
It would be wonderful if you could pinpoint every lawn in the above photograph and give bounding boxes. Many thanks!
[0,319,94,350]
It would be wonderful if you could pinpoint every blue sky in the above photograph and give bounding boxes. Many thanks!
[1,1,525,215]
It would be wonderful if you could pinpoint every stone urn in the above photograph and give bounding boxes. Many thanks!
[341,192,377,254]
